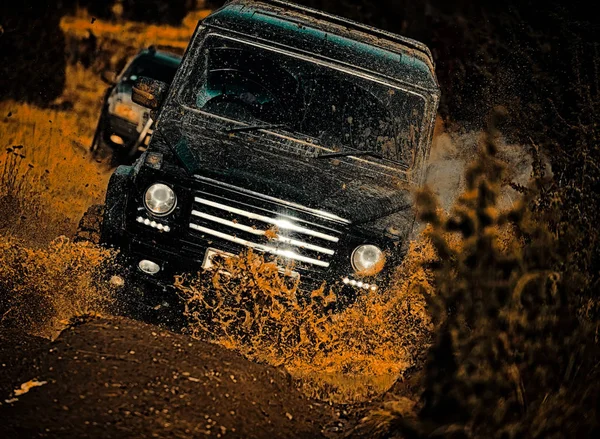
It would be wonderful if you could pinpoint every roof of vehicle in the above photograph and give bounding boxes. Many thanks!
[202,0,439,92]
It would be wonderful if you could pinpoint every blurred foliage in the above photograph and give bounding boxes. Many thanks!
[0,4,67,104]
[538,49,600,320]
[358,111,600,437]
[0,1,201,103]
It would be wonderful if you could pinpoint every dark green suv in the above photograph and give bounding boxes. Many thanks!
[91,47,181,159]
[83,0,440,304]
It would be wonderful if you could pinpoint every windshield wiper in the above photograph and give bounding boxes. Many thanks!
[225,123,288,134]
[316,150,384,160]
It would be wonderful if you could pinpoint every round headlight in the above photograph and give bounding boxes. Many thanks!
[144,183,176,216]
[351,244,384,273]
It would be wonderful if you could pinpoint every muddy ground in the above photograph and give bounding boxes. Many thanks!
[0,317,356,439]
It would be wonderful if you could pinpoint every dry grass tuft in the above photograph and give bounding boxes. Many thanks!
[0,65,111,244]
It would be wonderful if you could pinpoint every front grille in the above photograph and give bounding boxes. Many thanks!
[187,176,349,272]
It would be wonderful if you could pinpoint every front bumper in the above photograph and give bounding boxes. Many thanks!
[103,169,392,305]
[108,226,386,308]
[116,232,206,283]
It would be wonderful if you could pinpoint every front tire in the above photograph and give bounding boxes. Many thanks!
[74,204,105,244]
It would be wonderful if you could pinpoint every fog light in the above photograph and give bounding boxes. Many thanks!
[138,259,160,275]
[110,134,124,145]
[342,276,379,291]
[136,216,170,232]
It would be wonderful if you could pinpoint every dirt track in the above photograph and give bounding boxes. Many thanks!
[0,317,343,438]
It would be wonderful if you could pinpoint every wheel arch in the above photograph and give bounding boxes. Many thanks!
[101,165,134,244]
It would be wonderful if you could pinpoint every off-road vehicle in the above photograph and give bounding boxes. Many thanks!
[80,0,440,304]
[91,47,181,159]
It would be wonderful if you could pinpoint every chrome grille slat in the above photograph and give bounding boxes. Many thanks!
[194,174,350,225]
[191,210,335,255]
[194,189,343,234]
[194,197,339,242]
[193,203,332,246]
[189,223,330,267]
[188,182,347,270]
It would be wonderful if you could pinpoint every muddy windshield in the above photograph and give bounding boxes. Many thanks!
[186,35,427,168]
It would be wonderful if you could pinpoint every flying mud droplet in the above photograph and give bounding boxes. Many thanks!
[110,275,125,289]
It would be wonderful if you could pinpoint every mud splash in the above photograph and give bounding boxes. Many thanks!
[175,120,529,404]
[175,236,442,404]
[0,235,116,339]
[426,118,550,211]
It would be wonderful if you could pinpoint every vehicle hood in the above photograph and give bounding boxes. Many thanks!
[170,115,416,226]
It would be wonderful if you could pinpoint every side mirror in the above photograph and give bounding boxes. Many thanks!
[132,77,168,110]
[101,70,117,84]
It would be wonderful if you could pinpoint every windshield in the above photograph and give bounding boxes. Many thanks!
[185,35,427,168]
[124,54,180,84]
